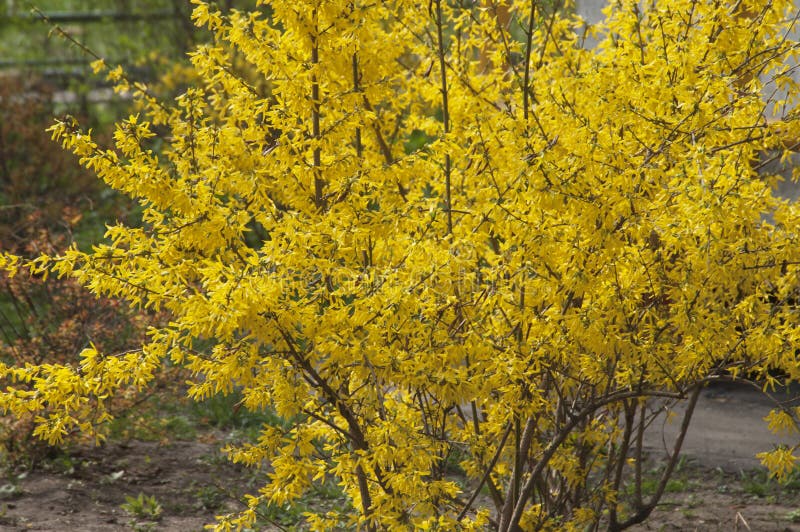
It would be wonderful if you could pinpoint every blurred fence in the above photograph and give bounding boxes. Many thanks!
[0,4,196,108]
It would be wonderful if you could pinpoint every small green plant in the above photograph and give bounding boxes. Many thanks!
[121,493,163,521]
[193,485,226,512]
[741,470,771,498]
[778,466,800,491]
[739,465,800,500]
[623,464,690,499]
[664,478,689,494]
[49,454,77,476]
[786,509,800,523]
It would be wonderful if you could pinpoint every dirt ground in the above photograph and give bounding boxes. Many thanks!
[630,470,800,531]
[0,383,799,531]
[0,437,260,531]
[631,381,800,531]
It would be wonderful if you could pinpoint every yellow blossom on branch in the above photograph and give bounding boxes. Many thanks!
[2,0,800,530]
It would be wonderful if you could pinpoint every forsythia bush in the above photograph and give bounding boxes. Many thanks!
[0,76,161,461]
[3,0,800,529]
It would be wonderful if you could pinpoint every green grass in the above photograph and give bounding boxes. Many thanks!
[738,467,800,499]
[624,459,694,499]
[107,386,290,445]
[664,478,690,494]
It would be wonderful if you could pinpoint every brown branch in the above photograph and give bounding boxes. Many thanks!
[613,384,702,530]
[434,0,453,234]
[522,1,537,123]
[353,53,364,159]
[310,11,325,211]
[457,422,513,521]
[499,387,688,531]
[273,321,377,531]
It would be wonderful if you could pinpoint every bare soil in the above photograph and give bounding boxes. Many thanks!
[0,437,262,531]
[629,462,800,531]
[0,383,798,531]
[632,382,800,531]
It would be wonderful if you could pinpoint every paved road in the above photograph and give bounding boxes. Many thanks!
[644,381,800,471]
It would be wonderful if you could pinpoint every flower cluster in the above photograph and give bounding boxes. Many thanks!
[3,1,800,529]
